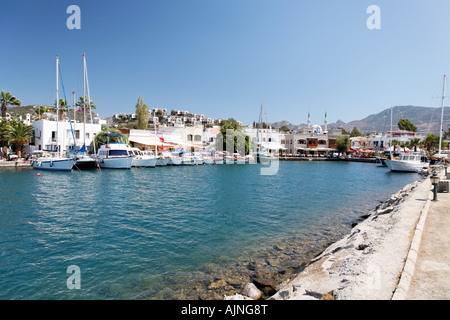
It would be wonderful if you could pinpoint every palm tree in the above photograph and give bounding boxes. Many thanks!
[34,105,49,120]
[5,119,33,156]
[409,138,421,152]
[1,90,21,118]
[54,99,69,121]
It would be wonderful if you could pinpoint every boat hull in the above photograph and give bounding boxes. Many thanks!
[156,158,169,166]
[169,157,182,166]
[132,158,157,168]
[99,157,132,169]
[33,158,75,171]
[74,157,98,170]
[203,158,214,165]
[385,159,428,172]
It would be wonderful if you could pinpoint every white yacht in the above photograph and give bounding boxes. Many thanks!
[33,56,76,172]
[193,152,204,165]
[32,152,75,171]
[161,150,182,166]
[385,153,429,173]
[128,147,157,168]
[202,152,214,165]
[96,140,133,169]
[156,152,170,166]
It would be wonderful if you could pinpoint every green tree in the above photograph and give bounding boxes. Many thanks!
[4,119,33,155]
[397,118,417,132]
[390,139,400,151]
[409,138,421,152]
[338,127,350,135]
[92,127,128,151]
[135,96,149,129]
[0,118,9,146]
[1,90,21,118]
[350,127,362,137]
[279,125,290,132]
[34,105,49,120]
[421,134,442,155]
[335,135,350,155]
[216,118,252,154]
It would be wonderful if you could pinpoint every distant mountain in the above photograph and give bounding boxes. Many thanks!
[271,106,450,134]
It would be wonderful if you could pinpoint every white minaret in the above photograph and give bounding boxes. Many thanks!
[324,112,328,132]
[307,111,311,128]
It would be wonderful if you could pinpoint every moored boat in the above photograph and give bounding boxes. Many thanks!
[96,136,133,169]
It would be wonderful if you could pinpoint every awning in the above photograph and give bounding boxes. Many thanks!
[129,136,164,146]
[262,142,286,150]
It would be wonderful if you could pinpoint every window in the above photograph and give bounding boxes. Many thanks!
[109,150,128,157]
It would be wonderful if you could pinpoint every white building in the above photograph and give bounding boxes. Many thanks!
[243,126,285,153]
[32,119,102,153]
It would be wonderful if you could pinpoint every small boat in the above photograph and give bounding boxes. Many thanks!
[385,152,429,172]
[96,136,133,169]
[202,153,214,165]
[375,157,387,167]
[162,151,182,166]
[233,153,246,164]
[156,153,170,166]
[74,154,98,170]
[128,147,157,168]
[258,152,277,164]
[193,152,204,165]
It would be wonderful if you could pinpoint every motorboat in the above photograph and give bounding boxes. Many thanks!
[96,141,133,169]
[201,152,214,165]
[156,152,170,166]
[74,154,98,170]
[128,147,157,168]
[385,153,429,172]
[193,152,204,165]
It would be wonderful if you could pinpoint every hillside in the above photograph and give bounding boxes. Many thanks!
[271,106,450,134]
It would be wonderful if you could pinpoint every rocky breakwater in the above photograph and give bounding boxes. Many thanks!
[226,175,432,300]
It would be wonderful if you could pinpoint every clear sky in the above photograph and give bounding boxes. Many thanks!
[2,0,450,125]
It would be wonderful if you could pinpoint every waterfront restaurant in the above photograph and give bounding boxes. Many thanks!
[282,126,341,156]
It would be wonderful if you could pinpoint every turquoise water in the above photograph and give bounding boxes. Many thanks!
[0,161,420,299]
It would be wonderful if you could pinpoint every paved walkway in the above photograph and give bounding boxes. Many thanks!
[406,178,450,299]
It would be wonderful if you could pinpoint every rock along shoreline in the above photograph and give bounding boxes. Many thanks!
[226,174,433,300]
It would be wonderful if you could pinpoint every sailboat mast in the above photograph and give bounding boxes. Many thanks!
[83,52,87,147]
[390,106,393,156]
[56,55,60,156]
[84,53,96,156]
[439,75,446,155]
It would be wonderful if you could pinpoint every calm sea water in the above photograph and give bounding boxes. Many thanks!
[0,161,420,299]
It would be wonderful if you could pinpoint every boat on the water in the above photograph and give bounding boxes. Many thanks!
[96,134,133,169]
[384,153,429,172]
[32,152,76,171]
[128,147,157,168]
[33,56,75,171]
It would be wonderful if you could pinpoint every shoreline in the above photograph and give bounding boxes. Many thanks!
[265,174,433,300]
[225,172,433,300]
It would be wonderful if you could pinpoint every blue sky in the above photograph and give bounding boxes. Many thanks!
[2,0,450,125]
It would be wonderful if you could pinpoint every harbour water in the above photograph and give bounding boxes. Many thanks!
[0,161,420,299]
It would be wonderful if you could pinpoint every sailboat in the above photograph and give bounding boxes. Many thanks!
[384,104,429,173]
[32,56,75,171]
[256,101,277,164]
[73,53,99,170]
